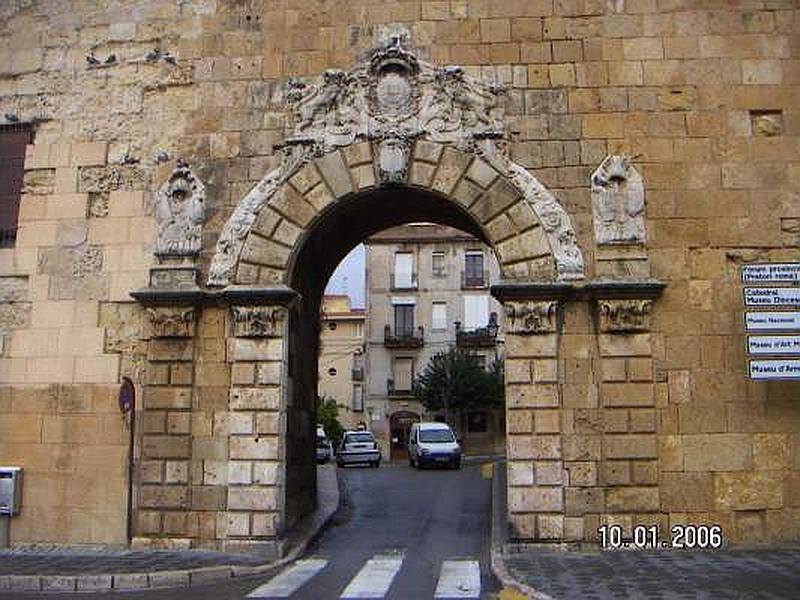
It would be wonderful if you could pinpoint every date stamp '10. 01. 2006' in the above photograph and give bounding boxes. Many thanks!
[598,524,725,550]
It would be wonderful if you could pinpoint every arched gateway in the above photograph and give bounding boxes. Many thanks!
[132,35,662,556]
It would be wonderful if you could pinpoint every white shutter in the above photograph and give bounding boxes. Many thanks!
[393,357,413,391]
[432,302,447,330]
[394,253,413,288]
[464,296,489,330]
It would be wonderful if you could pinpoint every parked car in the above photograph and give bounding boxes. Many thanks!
[316,429,333,463]
[408,422,461,469]
[337,430,381,468]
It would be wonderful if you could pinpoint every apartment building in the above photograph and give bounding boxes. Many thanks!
[364,224,505,461]
[318,295,366,432]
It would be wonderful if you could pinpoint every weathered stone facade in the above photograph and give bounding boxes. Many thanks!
[0,0,798,551]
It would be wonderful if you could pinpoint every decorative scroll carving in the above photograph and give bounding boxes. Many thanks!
[154,161,205,256]
[231,306,287,337]
[597,299,652,332]
[591,155,645,245]
[504,301,558,335]
[207,33,585,286]
[145,307,196,338]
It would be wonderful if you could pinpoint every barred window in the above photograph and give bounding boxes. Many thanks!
[0,124,33,248]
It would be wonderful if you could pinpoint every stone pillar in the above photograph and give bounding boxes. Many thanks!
[137,302,198,548]
[493,283,569,542]
[588,281,664,541]
[223,303,288,556]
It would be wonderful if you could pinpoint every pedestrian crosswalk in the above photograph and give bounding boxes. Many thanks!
[246,554,482,599]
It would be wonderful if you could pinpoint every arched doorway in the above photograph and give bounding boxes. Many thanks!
[134,35,589,553]
[390,410,420,462]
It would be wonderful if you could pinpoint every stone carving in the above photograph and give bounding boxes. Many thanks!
[145,307,196,338]
[597,299,652,332]
[377,136,410,183]
[231,306,287,337]
[208,34,585,286]
[504,301,558,335]
[154,161,205,256]
[591,155,646,245]
[507,163,584,280]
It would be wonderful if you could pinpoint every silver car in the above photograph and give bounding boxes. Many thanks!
[336,431,381,468]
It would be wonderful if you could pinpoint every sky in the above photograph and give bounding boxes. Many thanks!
[324,244,366,308]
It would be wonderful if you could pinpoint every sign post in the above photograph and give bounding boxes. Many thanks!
[743,263,800,381]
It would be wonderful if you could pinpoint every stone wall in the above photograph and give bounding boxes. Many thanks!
[0,0,797,548]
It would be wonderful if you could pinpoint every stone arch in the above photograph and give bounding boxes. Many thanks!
[209,140,583,293]
[208,35,584,289]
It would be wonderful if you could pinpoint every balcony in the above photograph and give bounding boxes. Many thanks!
[384,324,424,348]
[387,378,413,397]
[351,366,364,381]
[461,270,489,290]
[455,316,499,348]
[391,272,418,291]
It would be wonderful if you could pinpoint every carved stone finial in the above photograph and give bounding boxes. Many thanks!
[504,300,558,335]
[154,162,205,257]
[231,306,287,337]
[597,299,652,332]
[591,155,645,245]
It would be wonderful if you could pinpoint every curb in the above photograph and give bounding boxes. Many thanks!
[488,460,554,600]
[0,467,341,594]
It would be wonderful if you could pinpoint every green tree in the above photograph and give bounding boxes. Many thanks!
[316,395,345,445]
[412,348,504,423]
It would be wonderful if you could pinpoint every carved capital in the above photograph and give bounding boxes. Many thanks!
[231,305,287,337]
[145,307,196,338]
[597,299,653,332]
[504,300,558,335]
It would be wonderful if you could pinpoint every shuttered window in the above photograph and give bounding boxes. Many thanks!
[393,357,414,392]
[394,252,414,288]
[432,302,447,331]
[463,295,489,330]
[0,125,33,248]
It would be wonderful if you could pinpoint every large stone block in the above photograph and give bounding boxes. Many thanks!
[227,486,279,511]
[144,387,192,410]
[139,485,189,509]
[229,436,279,460]
[606,487,660,512]
[604,434,657,459]
[714,472,783,510]
[142,435,191,459]
[601,383,655,407]
[228,338,283,362]
[229,387,281,410]
[683,434,752,471]
[565,488,604,516]
[660,473,713,511]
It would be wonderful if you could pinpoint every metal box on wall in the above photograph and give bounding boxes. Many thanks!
[0,467,23,515]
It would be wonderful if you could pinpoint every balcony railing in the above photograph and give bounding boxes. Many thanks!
[387,378,413,397]
[351,366,364,381]
[461,269,489,289]
[384,324,424,348]
[391,273,418,290]
[455,316,499,348]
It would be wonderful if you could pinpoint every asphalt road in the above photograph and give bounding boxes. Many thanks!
[5,461,499,599]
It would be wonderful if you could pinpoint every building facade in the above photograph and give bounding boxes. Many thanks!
[318,294,365,432]
[0,1,797,552]
[364,223,505,460]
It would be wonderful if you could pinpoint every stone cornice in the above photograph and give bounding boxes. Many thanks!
[130,285,300,307]
[491,278,665,302]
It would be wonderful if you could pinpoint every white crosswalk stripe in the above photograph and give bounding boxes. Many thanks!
[246,558,328,598]
[434,560,481,598]
[339,554,405,599]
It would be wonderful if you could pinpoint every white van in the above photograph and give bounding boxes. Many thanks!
[408,422,461,469]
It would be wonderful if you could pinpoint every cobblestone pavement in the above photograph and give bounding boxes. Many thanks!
[0,546,265,576]
[505,546,800,600]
